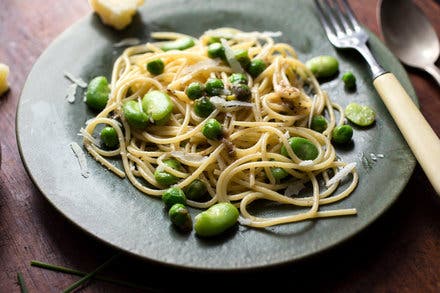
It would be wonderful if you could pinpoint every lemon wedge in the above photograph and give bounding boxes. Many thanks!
[88,0,145,30]
[0,63,9,96]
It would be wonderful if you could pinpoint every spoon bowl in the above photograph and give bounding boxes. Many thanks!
[378,0,440,85]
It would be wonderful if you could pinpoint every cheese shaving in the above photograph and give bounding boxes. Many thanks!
[113,38,141,47]
[284,181,305,197]
[326,163,356,187]
[171,151,208,166]
[64,71,87,88]
[221,38,244,73]
[69,142,90,178]
[65,84,77,103]
[210,96,253,109]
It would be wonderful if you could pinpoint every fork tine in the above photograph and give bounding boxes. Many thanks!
[340,0,362,31]
[321,0,344,36]
[314,0,338,40]
[332,0,353,33]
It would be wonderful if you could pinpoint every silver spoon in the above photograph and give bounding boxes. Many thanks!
[378,0,440,86]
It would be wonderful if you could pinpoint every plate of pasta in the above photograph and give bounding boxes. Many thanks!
[17,0,416,270]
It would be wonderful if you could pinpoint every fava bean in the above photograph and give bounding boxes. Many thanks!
[161,37,195,51]
[85,76,110,111]
[345,102,375,126]
[123,100,149,129]
[142,91,173,125]
[281,137,319,161]
[305,55,339,78]
[194,202,239,237]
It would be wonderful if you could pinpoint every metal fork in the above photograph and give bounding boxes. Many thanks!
[314,0,440,195]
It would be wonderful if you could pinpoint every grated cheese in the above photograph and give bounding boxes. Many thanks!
[299,160,314,167]
[238,216,252,226]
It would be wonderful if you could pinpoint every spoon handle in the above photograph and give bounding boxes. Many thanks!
[373,73,440,195]
[424,64,440,87]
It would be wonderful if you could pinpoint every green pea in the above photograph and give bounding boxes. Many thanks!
[205,78,224,96]
[202,118,223,140]
[229,73,248,85]
[161,37,195,51]
[154,158,182,186]
[169,203,192,232]
[100,126,118,149]
[162,187,186,210]
[194,97,215,118]
[234,49,251,69]
[146,59,164,75]
[345,102,375,126]
[231,84,251,101]
[123,100,149,129]
[142,91,174,125]
[207,43,225,60]
[194,202,239,237]
[332,125,353,144]
[247,59,267,78]
[184,179,208,201]
[305,55,339,78]
[342,71,356,89]
[85,76,110,111]
[311,115,328,133]
[185,82,204,100]
[270,167,289,182]
[281,137,319,160]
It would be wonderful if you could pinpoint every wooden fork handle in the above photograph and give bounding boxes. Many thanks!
[374,73,440,195]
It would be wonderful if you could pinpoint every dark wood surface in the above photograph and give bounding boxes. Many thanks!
[1,0,439,292]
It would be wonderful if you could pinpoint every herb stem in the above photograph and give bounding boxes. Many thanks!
[17,272,28,293]
[62,254,120,293]
[30,258,158,292]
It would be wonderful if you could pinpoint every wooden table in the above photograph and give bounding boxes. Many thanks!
[1,1,439,292]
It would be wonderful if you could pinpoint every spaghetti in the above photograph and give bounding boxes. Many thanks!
[81,28,358,229]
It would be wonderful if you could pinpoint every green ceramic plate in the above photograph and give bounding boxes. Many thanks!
[16,0,416,270]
